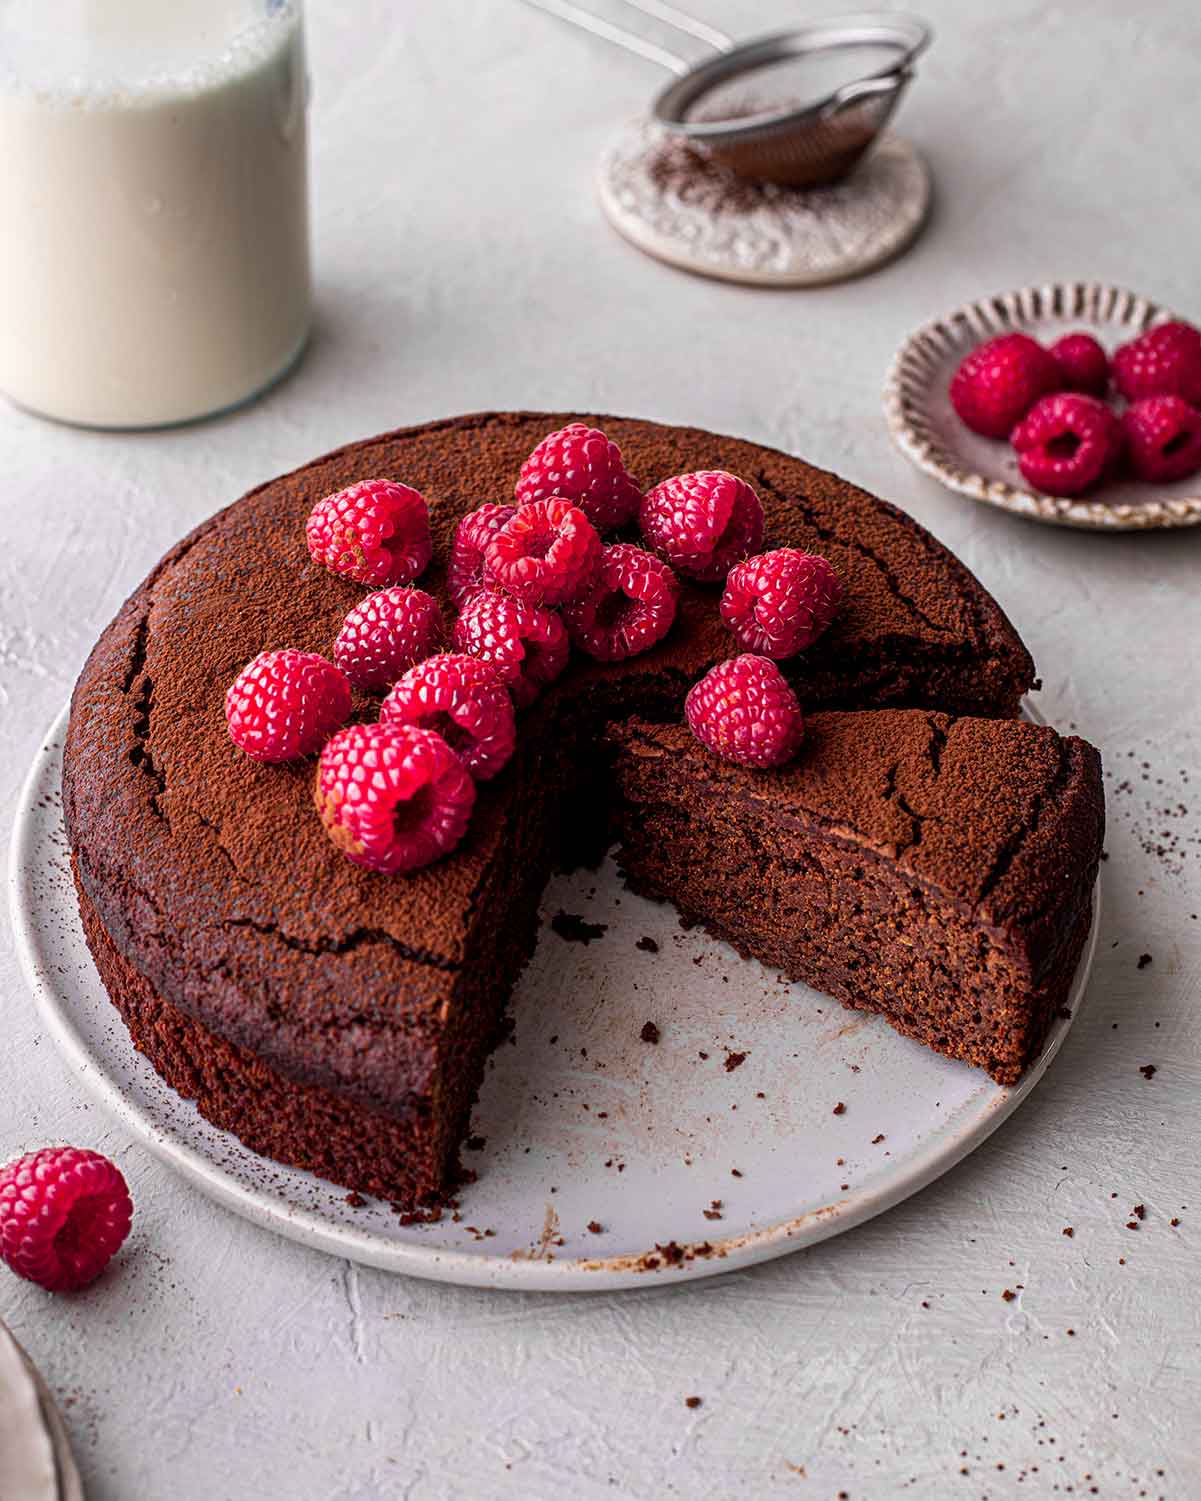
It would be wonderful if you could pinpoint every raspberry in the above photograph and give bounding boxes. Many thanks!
[483,497,601,606]
[0,1148,133,1292]
[1049,333,1109,396]
[447,502,516,608]
[949,332,1061,438]
[1121,396,1201,483]
[561,544,679,661]
[306,479,433,587]
[720,549,842,660]
[514,423,643,532]
[314,722,475,875]
[451,592,569,708]
[685,655,804,769]
[639,470,765,583]
[333,588,444,693]
[226,649,351,763]
[381,653,516,781]
[1113,320,1201,404]
[1010,392,1121,497]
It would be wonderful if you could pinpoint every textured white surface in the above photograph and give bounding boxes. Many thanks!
[0,2,1197,1497]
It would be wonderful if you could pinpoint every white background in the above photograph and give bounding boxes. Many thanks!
[1,2,1198,1496]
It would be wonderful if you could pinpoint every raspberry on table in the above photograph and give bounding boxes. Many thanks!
[314,722,476,875]
[451,591,569,708]
[720,549,842,659]
[514,423,643,532]
[685,654,804,769]
[306,478,433,587]
[1049,332,1110,396]
[381,653,516,781]
[226,649,352,763]
[447,502,515,608]
[1113,320,1201,405]
[484,497,601,606]
[334,587,444,693]
[561,543,679,661]
[0,1147,133,1292]
[639,470,765,583]
[949,332,1062,438]
[1121,396,1201,483]
[1010,392,1121,497]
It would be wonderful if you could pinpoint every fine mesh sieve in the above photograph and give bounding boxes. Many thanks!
[523,0,931,188]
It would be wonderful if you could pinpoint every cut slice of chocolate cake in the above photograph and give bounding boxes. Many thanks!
[608,712,1104,1085]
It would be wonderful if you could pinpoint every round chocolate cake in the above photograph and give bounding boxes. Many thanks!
[64,412,1095,1210]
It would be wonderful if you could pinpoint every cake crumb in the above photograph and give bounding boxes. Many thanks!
[465,1135,487,1151]
[640,1021,661,1045]
[551,911,607,945]
[586,1220,603,1234]
[1139,1063,1157,1080]
[636,935,660,953]
[832,1101,846,1116]
[730,1167,743,1177]
[1132,1203,1146,1220]
[871,1133,886,1145]
[684,1395,702,1409]
[344,1191,365,1208]
[1062,1226,1074,1238]
[1170,1217,1181,1227]
[1137,952,1153,969]
[723,1050,747,1072]
[1001,1289,1016,1302]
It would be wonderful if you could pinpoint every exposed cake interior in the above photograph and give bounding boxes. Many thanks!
[607,713,1103,1086]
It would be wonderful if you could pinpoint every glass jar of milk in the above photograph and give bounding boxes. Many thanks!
[0,0,311,427]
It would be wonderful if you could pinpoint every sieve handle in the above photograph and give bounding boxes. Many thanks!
[824,68,911,114]
[519,0,732,76]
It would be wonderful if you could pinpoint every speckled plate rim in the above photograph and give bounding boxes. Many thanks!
[883,281,1201,530]
[8,704,1099,1292]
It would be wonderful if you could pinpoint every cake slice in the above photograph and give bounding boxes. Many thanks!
[608,711,1104,1084]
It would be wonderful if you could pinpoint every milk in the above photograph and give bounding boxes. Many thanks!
[0,0,311,427]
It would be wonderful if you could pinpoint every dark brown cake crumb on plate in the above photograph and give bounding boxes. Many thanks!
[640,1021,661,1045]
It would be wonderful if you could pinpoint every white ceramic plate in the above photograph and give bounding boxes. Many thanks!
[883,281,1201,530]
[9,706,1098,1291]
[0,1322,84,1501]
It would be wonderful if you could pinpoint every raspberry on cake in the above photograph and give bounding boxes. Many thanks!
[1113,320,1201,405]
[0,1147,133,1292]
[1121,396,1201,483]
[719,549,841,659]
[685,654,804,769]
[1010,392,1121,497]
[315,721,476,875]
[949,332,1061,438]
[483,497,601,606]
[561,543,679,661]
[1049,332,1109,396]
[225,649,351,763]
[639,470,765,583]
[306,478,433,587]
[381,653,516,781]
[447,502,515,608]
[514,423,643,531]
[451,590,570,707]
[334,587,444,693]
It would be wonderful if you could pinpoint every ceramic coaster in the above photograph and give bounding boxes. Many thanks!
[597,120,931,288]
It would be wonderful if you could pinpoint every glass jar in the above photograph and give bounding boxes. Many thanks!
[0,0,311,427]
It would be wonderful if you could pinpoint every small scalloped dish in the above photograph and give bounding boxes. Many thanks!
[883,281,1201,531]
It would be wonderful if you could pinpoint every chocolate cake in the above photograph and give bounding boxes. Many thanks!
[63,412,1047,1208]
[608,712,1103,1085]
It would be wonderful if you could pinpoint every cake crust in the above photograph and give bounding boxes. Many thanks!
[63,412,1040,1202]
